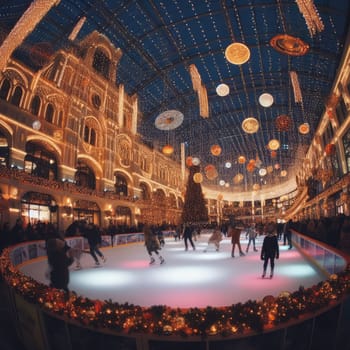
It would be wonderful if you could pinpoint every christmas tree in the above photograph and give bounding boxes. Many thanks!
[181,165,209,224]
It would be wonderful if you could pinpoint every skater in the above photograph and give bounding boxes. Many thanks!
[143,224,165,265]
[229,224,245,257]
[260,224,279,279]
[83,222,106,266]
[283,219,293,249]
[46,230,74,293]
[182,222,196,251]
[204,226,223,252]
[245,223,258,253]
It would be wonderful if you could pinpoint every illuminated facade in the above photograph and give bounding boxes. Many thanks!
[0,31,184,231]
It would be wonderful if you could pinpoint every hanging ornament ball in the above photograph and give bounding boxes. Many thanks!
[32,120,41,130]
[325,143,336,156]
[210,144,222,156]
[274,163,280,170]
[192,157,200,166]
[246,162,255,172]
[193,172,203,183]
[259,93,274,107]
[205,164,218,180]
[268,139,280,151]
[219,179,225,186]
[259,168,267,177]
[275,114,292,132]
[270,150,277,158]
[225,42,251,65]
[225,161,232,168]
[216,83,230,96]
[238,155,246,164]
[299,123,310,134]
[280,170,287,177]
[162,144,174,155]
[186,156,193,167]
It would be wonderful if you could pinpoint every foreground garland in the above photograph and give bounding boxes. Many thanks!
[1,248,350,337]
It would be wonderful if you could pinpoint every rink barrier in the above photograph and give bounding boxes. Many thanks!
[1,231,350,350]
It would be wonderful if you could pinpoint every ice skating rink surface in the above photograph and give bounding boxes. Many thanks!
[20,232,326,308]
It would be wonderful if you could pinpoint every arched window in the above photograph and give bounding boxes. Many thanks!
[11,86,23,106]
[83,125,97,146]
[92,48,110,79]
[30,95,41,115]
[24,142,58,180]
[74,162,96,190]
[45,103,54,123]
[115,174,128,196]
[0,130,9,167]
[0,79,11,100]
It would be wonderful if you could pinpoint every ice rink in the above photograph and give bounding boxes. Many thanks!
[20,232,326,308]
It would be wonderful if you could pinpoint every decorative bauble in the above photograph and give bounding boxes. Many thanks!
[242,117,259,134]
[270,150,277,158]
[186,157,193,167]
[225,42,250,65]
[238,155,246,164]
[268,139,280,151]
[274,163,280,170]
[192,157,200,166]
[193,172,203,183]
[225,161,232,168]
[216,83,230,96]
[275,114,292,131]
[270,34,309,56]
[205,164,218,180]
[259,93,274,107]
[32,120,41,130]
[259,168,267,177]
[299,123,310,134]
[219,180,225,186]
[162,144,174,155]
[279,291,291,298]
[155,110,184,130]
[262,295,275,304]
[280,170,287,177]
[267,165,273,173]
[325,143,336,156]
[210,144,222,156]
[246,162,255,172]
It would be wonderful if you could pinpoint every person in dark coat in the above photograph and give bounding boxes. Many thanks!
[182,223,196,251]
[261,226,279,279]
[83,222,106,266]
[283,219,293,249]
[46,231,74,293]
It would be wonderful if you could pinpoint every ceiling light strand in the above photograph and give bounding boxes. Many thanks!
[290,71,303,104]
[296,0,325,37]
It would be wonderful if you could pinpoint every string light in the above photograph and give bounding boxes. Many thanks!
[296,0,325,37]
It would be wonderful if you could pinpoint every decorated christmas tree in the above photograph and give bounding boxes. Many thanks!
[181,165,209,224]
